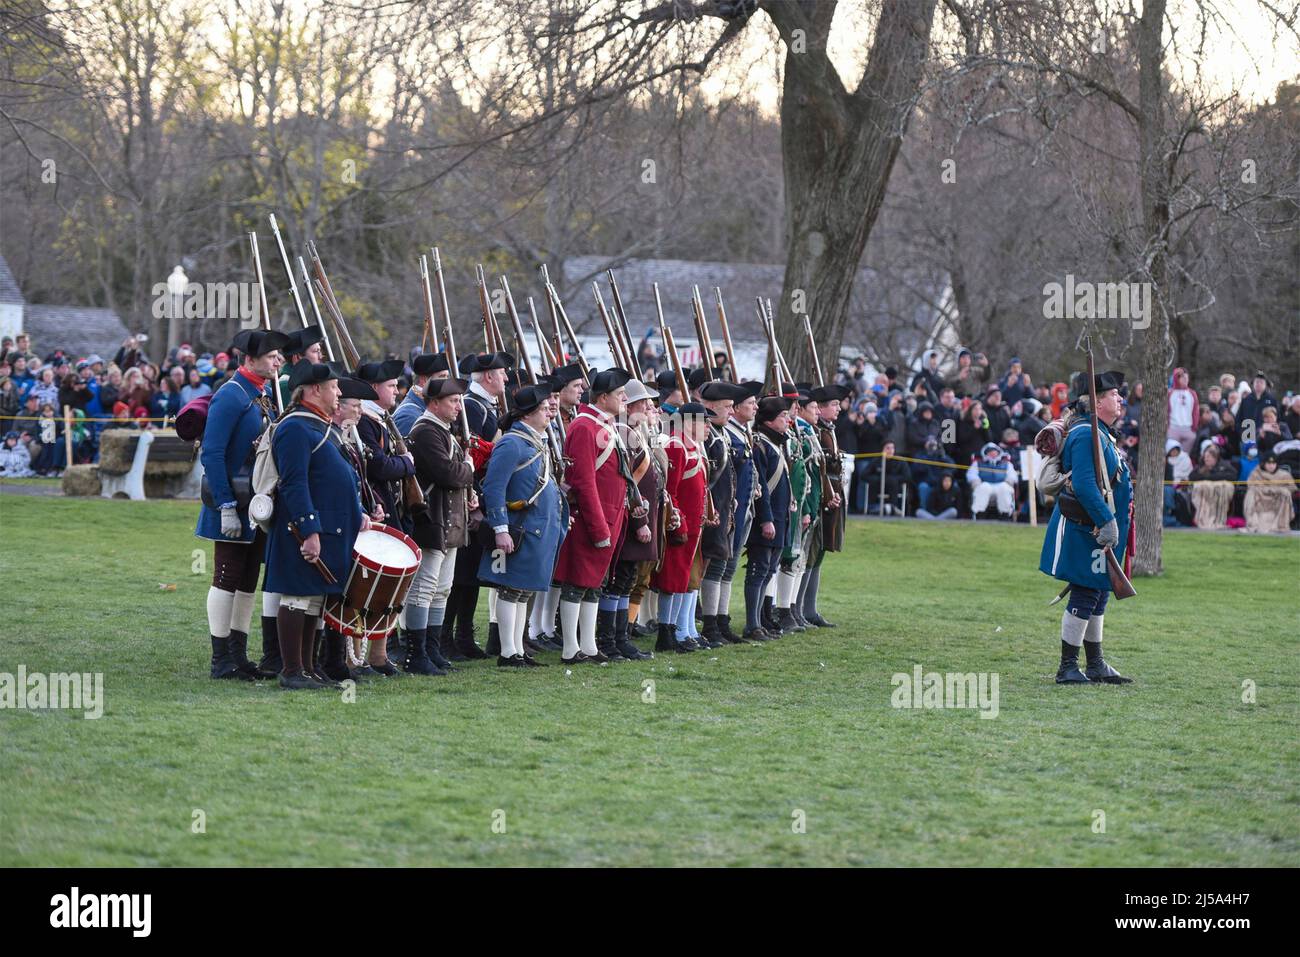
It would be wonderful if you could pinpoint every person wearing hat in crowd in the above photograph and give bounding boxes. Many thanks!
[772,387,820,634]
[394,352,449,436]
[968,441,1017,519]
[696,379,753,647]
[265,361,370,689]
[401,374,477,675]
[439,351,511,658]
[553,367,635,663]
[1039,369,1133,685]
[276,326,326,406]
[314,372,391,681]
[743,395,795,642]
[353,359,415,531]
[196,328,289,682]
[549,362,586,433]
[595,376,663,661]
[700,380,761,643]
[800,383,849,627]
[652,401,711,653]
[477,382,571,667]
[1236,371,1277,442]
[656,368,684,413]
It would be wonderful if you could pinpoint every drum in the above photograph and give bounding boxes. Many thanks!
[323,523,422,639]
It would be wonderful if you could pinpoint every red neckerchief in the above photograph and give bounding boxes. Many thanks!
[238,367,267,391]
[300,399,331,422]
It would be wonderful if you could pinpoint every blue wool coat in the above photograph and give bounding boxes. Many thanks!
[476,423,568,592]
[392,387,425,437]
[1040,419,1132,590]
[726,420,756,551]
[195,371,273,543]
[264,410,365,596]
[748,428,791,550]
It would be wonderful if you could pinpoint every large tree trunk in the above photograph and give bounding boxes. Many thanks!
[1132,0,1169,577]
[768,0,936,381]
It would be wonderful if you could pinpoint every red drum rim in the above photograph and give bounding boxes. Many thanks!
[353,522,422,574]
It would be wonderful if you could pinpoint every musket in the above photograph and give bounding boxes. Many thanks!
[766,298,795,383]
[691,285,716,381]
[605,270,639,374]
[539,265,565,364]
[593,283,632,371]
[663,325,719,526]
[429,246,475,443]
[247,231,284,415]
[652,282,671,380]
[298,256,337,362]
[1086,337,1136,600]
[268,214,310,330]
[475,264,506,356]
[529,296,566,444]
[419,255,440,355]
[757,298,782,394]
[803,312,840,500]
[544,280,591,377]
[715,287,739,383]
[500,276,536,383]
[308,241,425,511]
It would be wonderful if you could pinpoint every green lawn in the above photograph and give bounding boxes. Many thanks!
[1,495,1296,867]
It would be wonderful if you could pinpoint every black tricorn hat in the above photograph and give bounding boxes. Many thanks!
[338,376,378,401]
[286,361,339,391]
[411,353,449,376]
[809,384,850,404]
[655,369,680,392]
[757,396,794,423]
[499,382,554,429]
[232,328,292,358]
[698,380,751,402]
[737,380,764,400]
[687,367,726,390]
[459,351,513,375]
[425,376,470,399]
[1070,370,1126,402]
[355,358,406,383]
[283,325,325,357]
[589,367,633,396]
[549,362,585,386]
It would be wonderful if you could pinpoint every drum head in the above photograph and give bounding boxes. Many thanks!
[353,523,421,574]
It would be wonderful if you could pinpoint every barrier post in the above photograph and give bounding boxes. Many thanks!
[1027,448,1038,526]
[879,451,887,517]
[63,404,73,464]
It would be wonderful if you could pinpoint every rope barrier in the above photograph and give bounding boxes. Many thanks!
[0,413,175,423]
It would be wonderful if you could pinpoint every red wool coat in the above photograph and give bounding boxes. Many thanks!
[652,434,706,594]
[553,404,630,588]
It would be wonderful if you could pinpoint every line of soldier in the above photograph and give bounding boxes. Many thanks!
[196,323,851,688]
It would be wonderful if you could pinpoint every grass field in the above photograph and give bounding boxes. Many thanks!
[1,494,1296,867]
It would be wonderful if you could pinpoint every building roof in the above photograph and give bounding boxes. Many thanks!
[0,254,26,305]
[22,304,131,360]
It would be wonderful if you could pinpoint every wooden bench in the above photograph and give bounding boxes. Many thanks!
[99,429,202,500]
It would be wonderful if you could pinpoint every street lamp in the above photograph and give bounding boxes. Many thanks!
[166,264,188,355]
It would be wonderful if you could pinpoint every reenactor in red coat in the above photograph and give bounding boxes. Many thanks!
[652,402,711,653]
[553,368,636,663]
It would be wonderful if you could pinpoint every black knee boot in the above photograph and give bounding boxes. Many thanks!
[425,626,454,671]
[320,629,350,682]
[614,608,650,660]
[257,614,283,675]
[596,608,620,659]
[1084,640,1132,684]
[716,613,747,644]
[209,635,248,680]
[485,621,502,657]
[1055,641,1091,684]
[403,627,444,675]
[655,621,678,653]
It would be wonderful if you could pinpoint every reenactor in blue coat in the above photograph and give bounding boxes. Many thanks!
[393,352,449,437]
[696,379,753,647]
[265,362,368,690]
[743,395,795,642]
[196,328,288,681]
[275,325,325,407]
[1039,370,1134,685]
[706,382,761,642]
[478,383,569,667]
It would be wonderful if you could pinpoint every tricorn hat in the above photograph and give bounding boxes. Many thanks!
[425,376,470,399]
[757,396,794,423]
[698,380,752,402]
[590,367,633,397]
[355,358,406,384]
[459,351,513,375]
[286,361,339,391]
[232,328,292,358]
[283,325,325,358]
[338,376,378,401]
[411,353,450,376]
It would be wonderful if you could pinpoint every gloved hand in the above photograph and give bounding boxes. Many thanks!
[1094,518,1119,548]
[220,507,242,539]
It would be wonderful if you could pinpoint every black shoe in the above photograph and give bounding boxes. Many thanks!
[806,613,835,628]
[257,615,283,676]
[654,622,677,653]
[278,670,327,690]
[1056,641,1091,684]
[761,596,777,633]
[485,622,502,657]
[497,654,528,668]
[741,627,769,643]
[370,660,402,677]
[228,629,272,679]
[560,652,606,665]
[404,629,446,675]
[523,636,547,655]
[774,607,803,634]
[424,627,454,671]
[209,635,252,680]
[535,632,563,652]
[320,629,352,683]
[1083,641,1133,684]
[674,637,696,653]
[438,623,467,662]
[455,627,488,660]
[790,607,811,630]
[716,614,747,643]
[616,637,651,660]
[352,663,379,679]
[629,621,652,638]
[522,653,547,667]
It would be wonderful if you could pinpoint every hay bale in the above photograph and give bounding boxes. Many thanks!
[61,464,101,497]
[97,429,139,475]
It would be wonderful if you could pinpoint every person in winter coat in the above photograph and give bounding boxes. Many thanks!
[967,441,1017,518]
[952,349,990,399]
[1244,452,1295,533]
[998,357,1032,407]
[917,472,962,519]
[905,401,942,459]
[909,349,945,405]
[863,439,911,514]
[0,430,34,476]
[1236,372,1277,441]
[955,400,991,468]
[1189,444,1237,529]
